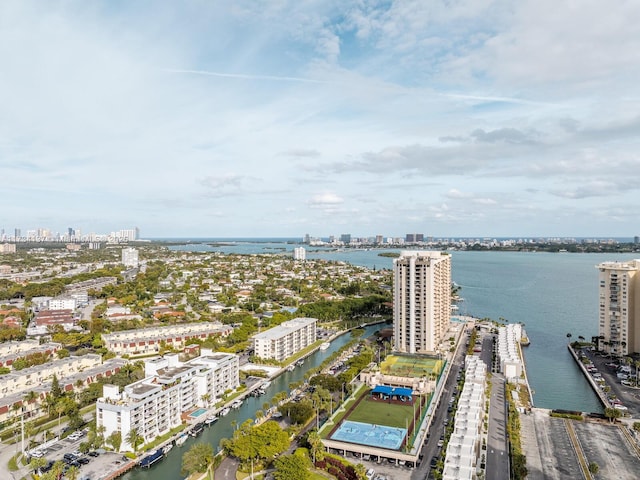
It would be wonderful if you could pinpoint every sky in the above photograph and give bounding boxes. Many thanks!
[1,1,640,239]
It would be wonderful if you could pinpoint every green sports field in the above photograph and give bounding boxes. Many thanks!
[380,354,443,378]
[346,395,415,429]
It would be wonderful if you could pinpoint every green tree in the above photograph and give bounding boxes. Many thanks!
[29,456,48,472]
[50,374,63,399]
[181,443,214,476]
[588,461,599,475]
[274,453,312,480]
[353,463,367,480]
[604,407,622,423]
[66,465,81,480]
[306,430,324,463]
[279,400,314,425]
[126,428,143,452]
[57,348,70,359]
[222,420,289,465]
[107,431,122,452]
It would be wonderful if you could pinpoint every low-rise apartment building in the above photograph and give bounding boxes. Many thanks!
[0,357,127,424]
[0,342,62,369]
[0,354,102,397]
[97,350,239,451]
[101,322,233,356]
[252,317,317,362]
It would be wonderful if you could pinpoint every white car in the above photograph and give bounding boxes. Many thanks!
[366,469,375,479]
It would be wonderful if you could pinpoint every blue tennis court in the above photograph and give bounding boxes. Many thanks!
[330,420,407,450]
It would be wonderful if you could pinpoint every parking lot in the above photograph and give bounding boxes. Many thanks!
[581,348,640,417]
[28,429,128,480]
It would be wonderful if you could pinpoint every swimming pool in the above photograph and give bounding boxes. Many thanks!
[190,408,207,418]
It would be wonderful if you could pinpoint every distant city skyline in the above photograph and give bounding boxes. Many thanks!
[2,2,639,237]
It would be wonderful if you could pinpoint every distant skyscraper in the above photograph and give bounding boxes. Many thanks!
[14,228,20,240]
[340,234,351,244]
[375,235,384,245]
[293,247,306,261]
[597,260,640,356]
[393,251,451,354]
[635,236,639,244]
[121,247,139,268]
[304,233,311,244]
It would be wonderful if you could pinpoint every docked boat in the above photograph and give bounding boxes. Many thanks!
[163,443,173,454]
[231,399,243,409]
[140,448,164,468]
[220,407,231,416]
[175,434,188,446]
[295,360,304,367]
[320,342,331,351]
[189,423,205,437]
[286,365,295,372]
[204,415,218,426]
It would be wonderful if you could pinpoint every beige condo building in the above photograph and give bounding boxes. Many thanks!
[393,251,451,354]
[597,259,640,356]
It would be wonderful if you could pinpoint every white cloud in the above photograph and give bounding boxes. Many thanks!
[1,1,639,237]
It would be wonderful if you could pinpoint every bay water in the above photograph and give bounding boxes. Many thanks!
[170,241,637,412]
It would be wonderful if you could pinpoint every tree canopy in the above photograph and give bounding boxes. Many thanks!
[181,442,214,476]
[222,420,290,464]
[274,452,312,480]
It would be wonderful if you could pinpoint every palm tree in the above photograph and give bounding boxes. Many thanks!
[23,391,37,418]
[126,428,143,452]
[66,465,80,480]
[200,394,211,408]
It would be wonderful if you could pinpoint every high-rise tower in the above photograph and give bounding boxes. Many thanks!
[393,251,451,354]
[597,260,640,355]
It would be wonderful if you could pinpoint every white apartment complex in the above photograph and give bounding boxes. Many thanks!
[48,297,77,311]
[253,317,317,361]
[121,247,139,268]
[393,251,451,354]
[597,260,640,356]
[442,355,486,480]
[102,322,233,356]
[293,247,306,261]
[97,350,238,451]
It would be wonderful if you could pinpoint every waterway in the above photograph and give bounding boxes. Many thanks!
[121,323,383,480]
[168,241,635,412]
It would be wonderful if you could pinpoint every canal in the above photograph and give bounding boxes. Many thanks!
[121,323,386,480]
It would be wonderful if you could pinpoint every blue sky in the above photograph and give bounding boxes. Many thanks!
[1,1,639,238]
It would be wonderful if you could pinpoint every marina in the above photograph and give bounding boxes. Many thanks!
[120,324,381,480]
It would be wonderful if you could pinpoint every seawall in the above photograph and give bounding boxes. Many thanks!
[567,344,609,410]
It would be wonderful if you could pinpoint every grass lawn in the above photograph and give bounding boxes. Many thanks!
[347,397,414,429]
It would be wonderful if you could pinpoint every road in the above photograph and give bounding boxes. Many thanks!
[486,374,509,480]
[481,334,510,480]
[412,326,470,480]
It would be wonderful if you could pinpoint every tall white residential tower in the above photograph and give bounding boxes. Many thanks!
[597,260,640,356]
[393,251,451,354]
